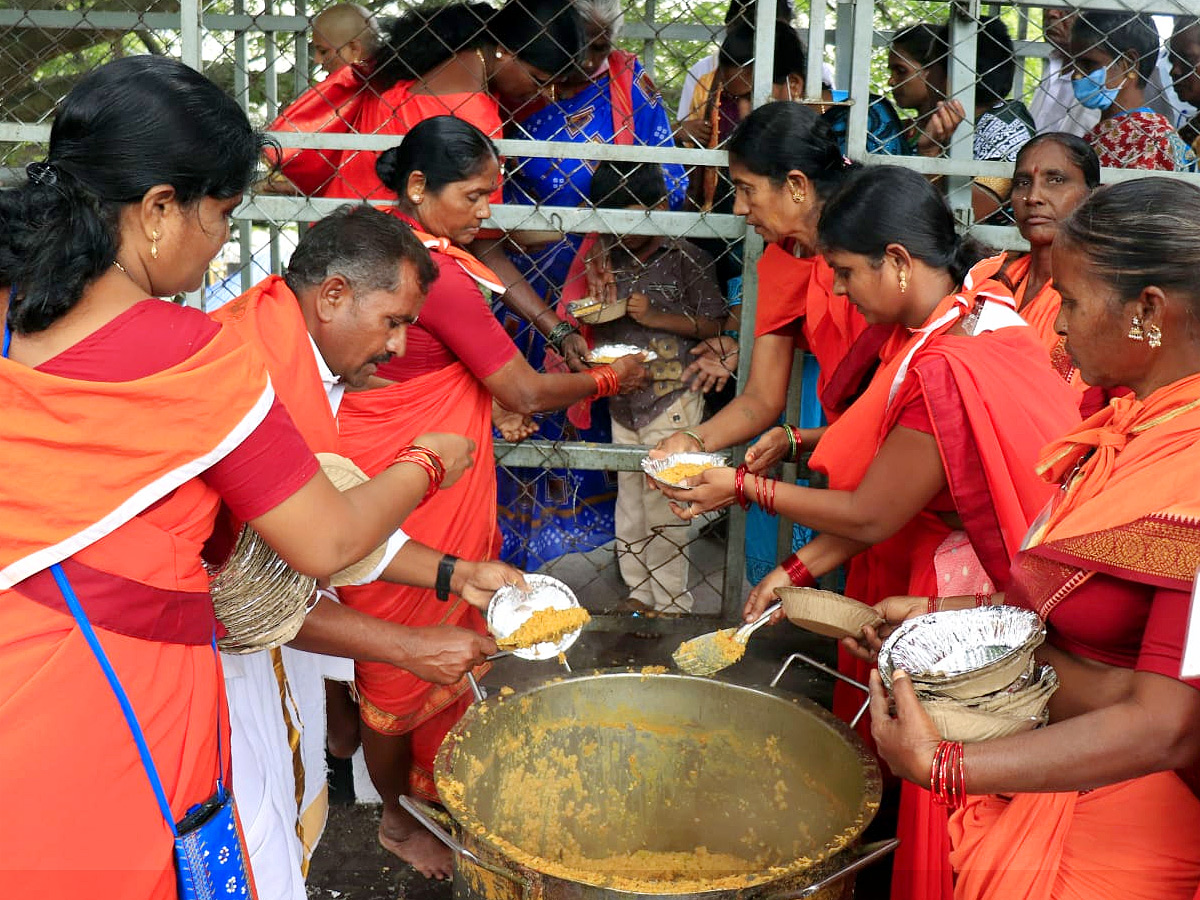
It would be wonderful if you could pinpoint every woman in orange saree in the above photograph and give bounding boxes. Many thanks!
[655,101,898,463]
[665,166,1081,900]
[0,57,476,900]
[864,177,1200,900]
[335,116,646,878]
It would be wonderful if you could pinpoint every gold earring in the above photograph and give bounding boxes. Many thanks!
[790,187,805,203]
[898,270,908,293]
[1147,323,1163,349]
[150,229,159,260]
[1127,315,1145,341]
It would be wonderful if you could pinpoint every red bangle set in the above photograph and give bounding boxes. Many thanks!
[781,552,817,587]
[930,739,967,808]
[975,592,992,607]
[752,473,778,516]
[393,445,446,504]
[588,365,620,397]
[733,465,751,510]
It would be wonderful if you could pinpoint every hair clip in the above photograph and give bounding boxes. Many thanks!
[26,161,59,186]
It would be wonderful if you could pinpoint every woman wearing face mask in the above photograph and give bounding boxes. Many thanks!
[1070,11,1197,172]
[663,166,1082,900]
[334,117,646,878]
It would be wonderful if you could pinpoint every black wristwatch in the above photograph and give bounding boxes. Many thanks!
[436,554,459,602]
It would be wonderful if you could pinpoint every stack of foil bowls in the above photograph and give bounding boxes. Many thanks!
[877,606,1057,742]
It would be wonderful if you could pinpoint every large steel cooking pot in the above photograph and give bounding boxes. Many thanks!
[404,669,890,900]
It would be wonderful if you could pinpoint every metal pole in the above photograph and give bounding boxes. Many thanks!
[947,0,981,222]
[844,0,873,159]
[805,0,827,98]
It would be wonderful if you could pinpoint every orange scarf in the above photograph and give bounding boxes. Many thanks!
[0,325,273,588]
[1013,373,1200,592]
[212,275,339,454]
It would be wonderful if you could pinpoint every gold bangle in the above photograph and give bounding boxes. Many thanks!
[681,429,705,452]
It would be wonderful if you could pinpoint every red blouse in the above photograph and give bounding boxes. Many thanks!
[375,232,517,382]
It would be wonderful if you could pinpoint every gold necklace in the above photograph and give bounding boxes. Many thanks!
[113,260,127,274]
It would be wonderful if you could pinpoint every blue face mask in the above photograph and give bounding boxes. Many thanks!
[1072,65,1119,110]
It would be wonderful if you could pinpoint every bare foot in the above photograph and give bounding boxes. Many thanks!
[379,808,453,879]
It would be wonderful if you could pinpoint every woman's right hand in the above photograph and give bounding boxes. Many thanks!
[916,100,965,157]
[840,594,931,662]
[611,354,649,394]
[743,565,792,625]
[675,117,713,148]
[744,426,790,475]
[651,429,706,459]
[410,432,476,490]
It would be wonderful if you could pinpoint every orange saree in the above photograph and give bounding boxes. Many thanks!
[754,242,900,421]
[0,325,274,899]
[947,375,1200,900]
[808,288,1082,900]
[335,363,494,799]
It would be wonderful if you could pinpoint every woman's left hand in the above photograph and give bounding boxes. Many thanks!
[659,466,737,520]
[869,669,942,786]
[560,332,590,372]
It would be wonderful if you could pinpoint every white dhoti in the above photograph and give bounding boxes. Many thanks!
[224,644,354,900]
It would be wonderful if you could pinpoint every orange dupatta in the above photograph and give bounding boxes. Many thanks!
[808,282,1081,900]
[211,274,339,454]
[0,323,273,899]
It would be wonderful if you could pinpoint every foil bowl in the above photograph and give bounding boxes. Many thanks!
[640,452,729,491]
[487,573,584,662]
[588,343,658,364]
[878,606,1044,700]
[924,664,1058,741]
[568,296,628,324]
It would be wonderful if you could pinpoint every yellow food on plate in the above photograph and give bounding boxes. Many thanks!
[655,461,715,485]
[498,606,591,649]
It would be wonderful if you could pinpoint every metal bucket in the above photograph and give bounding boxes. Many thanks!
[405,669,890,900]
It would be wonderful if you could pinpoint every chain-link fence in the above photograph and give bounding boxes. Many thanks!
[5,0,1200,629]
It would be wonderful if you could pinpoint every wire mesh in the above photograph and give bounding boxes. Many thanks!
[5,0,1200,627]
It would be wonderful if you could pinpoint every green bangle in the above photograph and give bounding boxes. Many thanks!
[681,429,706,452]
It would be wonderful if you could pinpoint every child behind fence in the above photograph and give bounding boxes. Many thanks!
[587,160,727,613]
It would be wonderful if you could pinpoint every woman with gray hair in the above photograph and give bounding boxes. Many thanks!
[494,0,689,570]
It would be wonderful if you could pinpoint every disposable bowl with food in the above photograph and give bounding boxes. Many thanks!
[878,606,1044,699]
[588,343,658,364]
[568,296,628,324]
[776,586,884,640]
[487,573,585,661]
[640,452,729,491]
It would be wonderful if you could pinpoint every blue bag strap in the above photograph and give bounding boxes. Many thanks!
[51,563,179,835]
